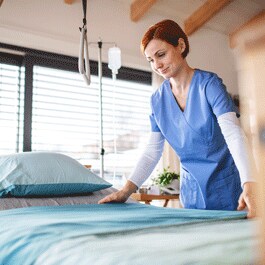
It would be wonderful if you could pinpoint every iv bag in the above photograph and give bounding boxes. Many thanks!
[108,47,121,74]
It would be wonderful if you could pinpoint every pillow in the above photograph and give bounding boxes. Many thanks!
[0,152,112,197]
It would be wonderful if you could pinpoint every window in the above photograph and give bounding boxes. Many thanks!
[0,44,152,185]
[0,60,24,154]
[31,66,152,181]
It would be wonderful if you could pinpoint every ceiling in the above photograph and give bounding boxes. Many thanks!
[0,0,264,69]
[124,0,264,36]
[62,0,265,43]
[1,0,263,38]
[151,0,264,34]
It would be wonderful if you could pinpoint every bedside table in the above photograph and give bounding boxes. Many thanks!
[130,193,179,207]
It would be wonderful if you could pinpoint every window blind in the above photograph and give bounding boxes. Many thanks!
[0,63,24,154]
[31,66,152,179]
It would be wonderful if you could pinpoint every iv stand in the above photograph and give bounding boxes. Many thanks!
[90,39,117,179]
[98,39,104,179]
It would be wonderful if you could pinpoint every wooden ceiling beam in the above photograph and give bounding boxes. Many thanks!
[184,0,234,36]
[64,0,74,4]
[130,0,157,22]
[229,10,265,49]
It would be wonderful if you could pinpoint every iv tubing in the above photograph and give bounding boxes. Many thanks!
[112,72,117,182]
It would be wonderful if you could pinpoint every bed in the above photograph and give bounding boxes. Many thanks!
[0,152,261,265]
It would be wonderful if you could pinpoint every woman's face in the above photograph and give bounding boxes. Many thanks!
[144,39,185,79]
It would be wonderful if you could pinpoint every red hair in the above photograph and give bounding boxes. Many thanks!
[141,19,189,58]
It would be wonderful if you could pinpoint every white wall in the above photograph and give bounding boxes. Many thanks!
[188,28,238,94]
[0,0,238,94]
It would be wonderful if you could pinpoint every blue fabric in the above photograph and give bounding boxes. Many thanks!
[150,69,242,210]
[0,203,247,265]
[0,152,112,197]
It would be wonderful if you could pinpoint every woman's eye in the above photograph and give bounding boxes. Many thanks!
[157,53,165,58]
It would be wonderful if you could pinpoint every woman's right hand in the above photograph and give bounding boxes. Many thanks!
[98,180,138,204]
[98,190,129,204]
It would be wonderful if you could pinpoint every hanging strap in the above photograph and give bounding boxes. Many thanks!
[78,0,90,86]
[81,0,87,28]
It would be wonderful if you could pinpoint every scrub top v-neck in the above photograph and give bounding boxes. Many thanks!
[149,69,242,210]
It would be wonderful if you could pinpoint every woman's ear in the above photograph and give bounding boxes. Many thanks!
[178,38,186,54]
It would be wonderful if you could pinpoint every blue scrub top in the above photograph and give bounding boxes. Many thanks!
[150,69,242,210]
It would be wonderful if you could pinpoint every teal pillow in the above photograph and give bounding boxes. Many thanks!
[0,152,112,197]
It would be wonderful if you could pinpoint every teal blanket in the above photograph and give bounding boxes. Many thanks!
[0,203,258,265]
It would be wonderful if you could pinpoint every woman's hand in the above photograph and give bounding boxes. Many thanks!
[98,190,130,204]
[98,180,138,204]
[237,182,257,218]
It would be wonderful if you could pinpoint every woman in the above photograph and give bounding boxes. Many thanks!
[99,19,256,218]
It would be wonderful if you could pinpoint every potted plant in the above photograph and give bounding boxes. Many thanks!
[151,167,180,194]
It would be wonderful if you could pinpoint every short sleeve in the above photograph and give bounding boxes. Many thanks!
[149,113,161,132]
[206,75,239,118]
[149,95,161,132]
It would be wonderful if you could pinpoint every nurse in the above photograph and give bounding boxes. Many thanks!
[99,19,256,218]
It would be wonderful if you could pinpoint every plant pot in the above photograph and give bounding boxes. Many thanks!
[149,185,160,195]
[160,179,180,195]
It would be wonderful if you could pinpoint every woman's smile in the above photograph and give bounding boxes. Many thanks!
[160,67,169,74]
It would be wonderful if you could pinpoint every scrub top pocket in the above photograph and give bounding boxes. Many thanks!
[207,165,242,210]
[180,168,206,209]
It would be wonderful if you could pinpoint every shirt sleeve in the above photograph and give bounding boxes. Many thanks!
[149,95,161,132]
[206,74,239,118]
[149,113,161,132]
[217,112,255,186]
[128,132,165,188]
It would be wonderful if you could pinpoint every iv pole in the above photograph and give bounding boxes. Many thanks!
[97,39,104,179]
[88,39,119,179]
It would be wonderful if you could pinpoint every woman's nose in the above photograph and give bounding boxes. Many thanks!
[154,59,162,70]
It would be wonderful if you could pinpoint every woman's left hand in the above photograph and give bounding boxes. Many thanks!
[237,182,257,218]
